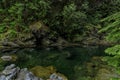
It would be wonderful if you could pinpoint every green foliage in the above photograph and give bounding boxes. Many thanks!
[61,3,87,40]
[99,11,120,75]
[62,3,87,25]
[102,45,120,72]
[0,0,50,40]
[110,78,120,80]
[99,12,120,42]
[0,0,120,41]
[105,45,120,56]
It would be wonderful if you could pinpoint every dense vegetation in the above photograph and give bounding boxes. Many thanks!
[100,12,120,78]
[0,0,120,42]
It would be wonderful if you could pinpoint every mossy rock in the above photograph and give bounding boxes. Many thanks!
[30,66,56,79]
[95,68,112,80]
[11,55,18,61]
[29,21,49,33]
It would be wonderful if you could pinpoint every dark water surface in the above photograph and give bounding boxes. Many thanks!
[0,46,107,80]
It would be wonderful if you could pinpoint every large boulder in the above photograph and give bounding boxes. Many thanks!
[30,66,56,79]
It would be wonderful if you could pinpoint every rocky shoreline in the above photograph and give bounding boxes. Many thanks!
[0,64,68,80]
[0,21,114,52]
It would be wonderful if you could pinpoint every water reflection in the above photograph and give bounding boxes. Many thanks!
[0,46,107,80]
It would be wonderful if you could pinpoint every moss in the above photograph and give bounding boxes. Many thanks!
[11,55,18,61]
[29,21,49,32]
[0,58,7,71]
[95,68,111,80]
[30,66,56,79]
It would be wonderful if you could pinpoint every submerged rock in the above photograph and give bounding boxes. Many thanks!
[31,66,68,80]
[31,66,56,79]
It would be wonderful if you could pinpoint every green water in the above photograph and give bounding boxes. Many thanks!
[0,46,107,80]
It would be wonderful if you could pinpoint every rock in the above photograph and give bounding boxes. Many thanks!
[0,75,6,80]
[10,55,18,62]
[17,68,43,80]
[16,68,42,80]
[56,37,68,46]
[0,46,6,50]
[29,21,49,35]
[50,73,61,79]
[95,68,112,80]
[5,68,19,80]
[0,33,35,49]
[0,64,43,80]
[31,66,56,79]
[1,56,12,61]
[25,72,42,80]
[0,64,68,80]
[16,68,28,80]
[4,64,15,71]
[41,38,51,46]
[1,55,18,62]
[0,64,20,80]
[49,73,68,80]
[2,64,20,80]
[2,41,19,48]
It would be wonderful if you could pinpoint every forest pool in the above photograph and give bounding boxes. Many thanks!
[0,46,118,80]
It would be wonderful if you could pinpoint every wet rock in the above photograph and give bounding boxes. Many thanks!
[16,68,42,80]
[0,64,43,80]
[0,64,68,80]
[1,55,18,62]
[1,56,12,61]
[0,33,35,50]
[0,75,6,80]
[2,64,19,75]
[25,72,43,80]
[48,73,68,80]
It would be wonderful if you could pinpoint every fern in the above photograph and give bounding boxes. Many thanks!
[99,12,120,42]
[105,45,120,55]
[102,45,120,68]
[100,12,120,73]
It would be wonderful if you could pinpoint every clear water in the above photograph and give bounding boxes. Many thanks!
[0,46,107,80]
